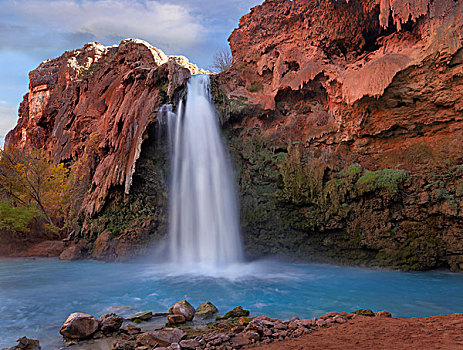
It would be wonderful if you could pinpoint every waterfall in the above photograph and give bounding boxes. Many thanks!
[159,74,243,266]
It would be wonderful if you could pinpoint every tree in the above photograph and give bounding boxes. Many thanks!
[211,48,233,72]
[0,199,40,240]
[0,147,70,235]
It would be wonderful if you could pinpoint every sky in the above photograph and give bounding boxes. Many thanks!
[0,0,262,145]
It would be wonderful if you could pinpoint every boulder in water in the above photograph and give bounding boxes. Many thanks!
[59,243,84,261]
[354,308,375,317]
[195,301,219,319]
[4,337,40,350]
[216,306,250,320]
[168,300,195,321]
[99,313,123,334]
[167,314,186,324]
[60,312,99,339]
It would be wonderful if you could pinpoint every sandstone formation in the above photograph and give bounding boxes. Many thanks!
[16,240,64,257]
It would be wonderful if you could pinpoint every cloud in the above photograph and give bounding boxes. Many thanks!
[0,0,206,55]
[0,102,18,146]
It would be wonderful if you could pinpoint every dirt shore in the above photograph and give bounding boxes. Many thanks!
[254,314,463,349]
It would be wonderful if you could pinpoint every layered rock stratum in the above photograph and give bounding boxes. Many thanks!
[4,0,463,270]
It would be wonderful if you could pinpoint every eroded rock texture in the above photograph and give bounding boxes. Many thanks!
[214,0,463,270]
[6,39,204,215]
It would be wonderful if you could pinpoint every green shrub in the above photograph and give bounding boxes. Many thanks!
[0,200,41,233]
[357,168,409,195]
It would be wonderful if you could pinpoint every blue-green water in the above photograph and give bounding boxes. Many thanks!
[1,258,462,349]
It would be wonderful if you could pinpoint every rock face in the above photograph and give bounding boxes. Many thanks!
[212,0,463,271]
[59,312,99,339]
[16,240,64,257]
[6,39,204,215]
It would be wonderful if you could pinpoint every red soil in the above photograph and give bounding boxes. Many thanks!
[253,314,463,349]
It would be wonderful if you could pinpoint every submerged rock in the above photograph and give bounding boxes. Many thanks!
[126,311,153,322]
[99,313,123,334]
[60,312,99,339]
[168,300,195,321]
[195,301,219,319]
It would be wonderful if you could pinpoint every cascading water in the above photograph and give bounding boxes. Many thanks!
[159,74,243,266]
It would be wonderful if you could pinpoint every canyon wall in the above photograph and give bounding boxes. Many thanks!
[4,0,463,270]
[214,0,463,270]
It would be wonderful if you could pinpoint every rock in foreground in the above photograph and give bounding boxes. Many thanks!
[4,337,40,350]
[99,313,123,335]
[59,312,99,339]
[195,301,219,319]
[167,314,186,325]
[137,328,187,347]
[216,306,250,320]
[169,300,195,321]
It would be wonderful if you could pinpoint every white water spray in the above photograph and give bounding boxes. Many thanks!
[159,74,243,266]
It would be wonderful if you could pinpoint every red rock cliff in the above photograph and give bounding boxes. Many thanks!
[5,39,206,215]
[213,0,463,271]
[220,0,463,172]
